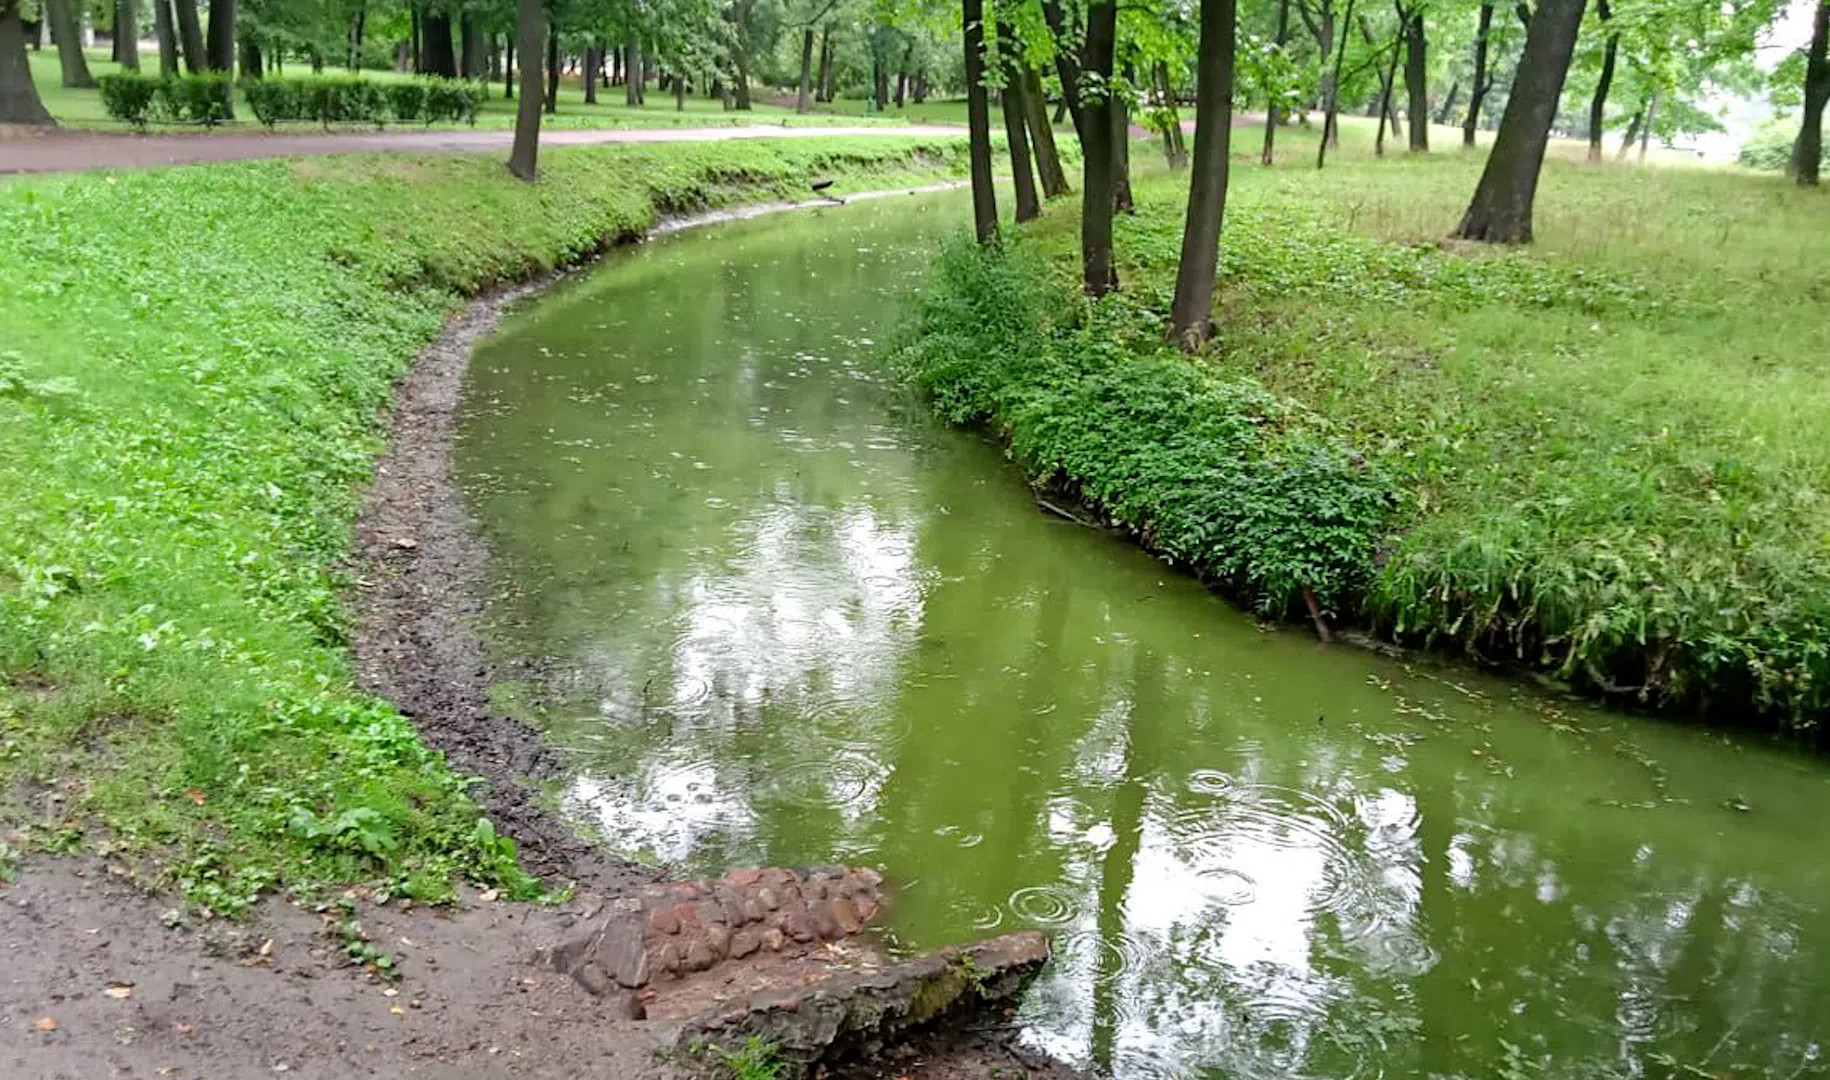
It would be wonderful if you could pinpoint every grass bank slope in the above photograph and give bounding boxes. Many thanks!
[902,146,1830,735]
[0,136,971,911]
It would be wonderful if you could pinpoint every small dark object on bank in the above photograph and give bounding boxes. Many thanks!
[811,179,844,205]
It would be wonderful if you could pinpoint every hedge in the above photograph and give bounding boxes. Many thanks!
[97,73,484,130]
[96,72,234,128]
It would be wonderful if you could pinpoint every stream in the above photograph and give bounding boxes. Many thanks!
[456,190,1830,1079]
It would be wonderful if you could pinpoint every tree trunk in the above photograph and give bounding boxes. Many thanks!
[1638,91,1655,161]
[1615,106,1640,159]
[238,34,261,78]
[152,0,177,75]
[1001,76,1041,221]
[349,6,366,70]
[1040,0,1085,141]
[1374,32,1399,156]
[504,32,514,98]
[409,8,420,72]
[45,0,92,86]
[1022,64,1071,196]
[1463,0,1492,146]
[962,0,999,244]
[1452,0,1586,243]
[1315,0,1357,168]
[422,12,455,77]
[1795,0,1828,185]
[1586,0,1616,162]
[583,42,597,103]
[0,0,54,125]
[172,0,202,71]
[507,0,543,179]
[816,26,833,101]
[625,41,641,105]
[1402,1,1427,150]
[873,65,888,110]
[674,67,685,110]
[733,43,751,108]
[461,13,485,78]
[894,69,907,107]
[795,26,813,112]
[1081,0,1118,293]
[1435,80,1459,122]
[1168,0,1236,351]
[544,26,557,114]
[1112,67,1134,212]
[1262,0,1288,164]
[116,0,139,70]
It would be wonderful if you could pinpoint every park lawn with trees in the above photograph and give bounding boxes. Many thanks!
[0,136,975,905]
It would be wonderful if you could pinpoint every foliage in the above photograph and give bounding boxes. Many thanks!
[95,72,236,126]
[704,1035,785,1080]
[0,136,971,913]
[1738,113,1814,171]
[244,75,481,128]
[897,235,1396,616]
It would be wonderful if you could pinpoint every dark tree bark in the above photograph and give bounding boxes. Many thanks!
[1167,0,1236,351]
[1373,23,1400,155]
[1638,91,1655,160]
[422,12,456,77]
[239,35,261,78]
[349,6,366,70]
[1615,105,1640,159]
[873,65,888,110]
[460,13,485,78]
[1153,62,1186,168]
[152,0,178,75]
[894,68,907,108]
[1586,0,1616,162]
[1793,0,1827,184]
[117,0,139,70]
[795,26,813,112]
[1022,65,1071,196]
[816,26,833,101]
[1402,0,1427,150]
[504,32,514,98]
[733,41,751,108]
[1315,0,1357,168]
[962,0,999,244]
[1112,65,1134,212]
[1040,0,1085,140]
[999,38,1041,222]
[173,0,202,71]
[1463,0,1493,146]
[1452,0,1587,243]
[583,42,598,103]
[1435,80,1458,122]
[544,26,557,114]
[625,42,641,105]
[674,66,685,110]
[507,0,543,179]
[1263,0,1289,164]
[45,0,92,86]
[409,8,420,71]
[1,0,54,125]
[1081,0,1118,293]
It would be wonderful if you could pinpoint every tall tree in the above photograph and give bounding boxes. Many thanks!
[117,0,140,70]
[962,0,998,244]
[422,11,456,76]
[172,0,203,70]
[1314,0,1357,167]
[1795,0,1828,185]
[507,0,545,179]
[1262,0,1289,164]
[1081,0,1119,293]
[205,0,234,71]
[1585,0,1617,162]
[1462,0,1493,145]
[625,41,641,104]
[152,0,178,74]
[1167,0,1237,351]
[1452,0,1587,243]
[795,26,814,110]
[1022,65,1071,196]
[1295,0,1342,147]
[44,0,92,86]
[1,0,54,124]
[1399,0,1427,150]
[1040,0,1086,139]
[1002,81,1041,221]
[543,24,557,112]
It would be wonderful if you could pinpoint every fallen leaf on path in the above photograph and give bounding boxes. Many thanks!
[175,1023,194,1035]
[477,888,499,902]
[391,537,419,551]
[183,789,207,806]
[388,1005,404,1016]
[104,983,134,1000]
[258,938,274,957]
[33,1017,58,1032]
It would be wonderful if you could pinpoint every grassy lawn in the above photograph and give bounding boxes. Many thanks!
[0,135,972,908]
[904,119,1829,733]
[24,47,893,132]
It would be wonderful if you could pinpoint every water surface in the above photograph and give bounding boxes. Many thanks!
[458,191,1830,1080]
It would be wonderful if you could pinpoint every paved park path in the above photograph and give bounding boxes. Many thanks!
[0,123,965,175]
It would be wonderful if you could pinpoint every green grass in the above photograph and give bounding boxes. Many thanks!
[25,47,893,131]
[0,134,972,912]
[905,126,1830,734]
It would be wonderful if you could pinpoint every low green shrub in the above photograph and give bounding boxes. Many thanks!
[1737,114,1815,173]
[383,81,427,123]
[97,72,160,128]
[897,236,1396,616]
[238,76,478,128]
[157,72,235,125]
[421,78,484,125]
[243,77,303,127]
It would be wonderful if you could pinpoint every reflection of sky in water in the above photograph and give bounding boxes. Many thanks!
[460,193,1830,1080]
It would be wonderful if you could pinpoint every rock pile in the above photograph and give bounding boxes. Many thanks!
[552,865,888,997]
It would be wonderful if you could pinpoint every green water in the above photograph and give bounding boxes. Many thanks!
[457,191,1830,1080]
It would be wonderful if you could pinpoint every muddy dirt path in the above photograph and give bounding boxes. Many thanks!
[0,124,963,174]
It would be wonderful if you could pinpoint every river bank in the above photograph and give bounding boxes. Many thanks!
[899,154,1830,739]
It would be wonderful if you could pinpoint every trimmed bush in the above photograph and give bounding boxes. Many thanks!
[157,73,234,125]
[231,76,482,129]
[422,78,484,125]
[97,72,160,129]
[384,81,428,123]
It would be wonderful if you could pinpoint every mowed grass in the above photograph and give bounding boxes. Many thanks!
[0,135,973,909]
[940,120,1830,731]
[23,47,888,131]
